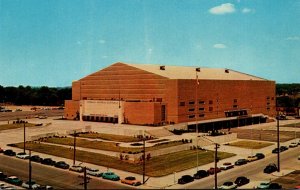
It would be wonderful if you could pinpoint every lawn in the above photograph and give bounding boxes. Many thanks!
[38,136,184,153]
[281,122,300,128]
[12,141,235,177]
[0,123,36,131]
[76,132,143,142]
[226,140,273,149]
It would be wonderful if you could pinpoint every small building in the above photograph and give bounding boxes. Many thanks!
[64,62,276,132]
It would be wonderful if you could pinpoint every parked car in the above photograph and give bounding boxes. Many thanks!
[86,168,102,177]
[121,176,141,186]
[178,175,194,184]
[40,158,56,166]
[0,172,7,180]
[69,165,84,173]
[280,146,288,151]
[269,183,282,189]
[0,147,3,153]
[16,152,30,159]
[193,170,209,179]
[3,150,16,156]
[6,176,23,186]
[207,167,221,175]
[257,181,271,189]
[21,181,40,189]
[220,162,234,170]
[234,159,248,166]
[247,155,258,162]
[36,185,53,190]
[54,161,69,169]
[272,148,280,153]
[102,172,120,181]
[255,153,265,160]
[218,181,237,189]
[264,163,278,174]
[298,155,300,160]
[30,155,42,163]
[234,176,250,186]
[289,142,298,148]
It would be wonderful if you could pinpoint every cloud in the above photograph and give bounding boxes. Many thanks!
[286,36,300,41]
[98,40,106,44]
[213,44,227,49]
[209,3,236,15]
[242,8,252,13]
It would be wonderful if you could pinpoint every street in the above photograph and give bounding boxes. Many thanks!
[0,154,131,189]
[183,146,300,189]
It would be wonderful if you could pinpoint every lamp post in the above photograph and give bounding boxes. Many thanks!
[195,67,200,172]
[73,131,77,166]
[23,123,26,153]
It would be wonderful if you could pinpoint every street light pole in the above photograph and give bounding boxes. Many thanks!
[29,150,32,190]
[23,123,26,153]
[214,143,219,190]
[142,137,146,184]
[276,95,280,172]
[73,131,77,166]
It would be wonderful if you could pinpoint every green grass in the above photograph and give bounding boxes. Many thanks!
[12,141,235,177]
[39,137,184,153]
[0,123,36,131]
[76,133,143,142]
[227,140,273,149]
[281,122,300,128]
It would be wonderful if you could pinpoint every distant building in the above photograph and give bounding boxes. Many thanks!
[64,62,276,132]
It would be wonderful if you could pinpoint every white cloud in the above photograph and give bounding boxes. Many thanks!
[98,40,106,44]
[209,3,236,15]
[213,44,227,49]
[242,8,252,13]
[286,36,300,41]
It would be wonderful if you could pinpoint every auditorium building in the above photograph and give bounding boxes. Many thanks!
[64,62,276,132]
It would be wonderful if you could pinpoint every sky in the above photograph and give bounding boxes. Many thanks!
[0,0,299,87]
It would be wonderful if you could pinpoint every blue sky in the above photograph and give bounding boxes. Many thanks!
[0,0,299,87]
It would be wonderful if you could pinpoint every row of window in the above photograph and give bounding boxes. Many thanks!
[188,114,205,118]
[188,107,213,112]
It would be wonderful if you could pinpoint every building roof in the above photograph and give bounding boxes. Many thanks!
[125,63,268,81]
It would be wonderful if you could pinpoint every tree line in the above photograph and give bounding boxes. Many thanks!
[0,83,299,107]
[0,85,71,106]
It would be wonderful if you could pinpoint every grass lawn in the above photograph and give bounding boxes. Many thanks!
[12,141,235,177]
[76,133,143,142]
[281,122,300,128]
[227,140,273,149]
[0,123,36,131]
[39,137,184,153]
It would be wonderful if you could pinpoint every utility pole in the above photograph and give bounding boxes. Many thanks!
[23,123,26,153]
[277,115,280,172]
[214,143,219,190]
[142,137,146,184]
[29,150,32,190]
[73,131,77,166]
[83,167,87,190]
[276,95,280,172]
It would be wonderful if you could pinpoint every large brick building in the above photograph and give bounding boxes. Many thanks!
[64,62,276,132]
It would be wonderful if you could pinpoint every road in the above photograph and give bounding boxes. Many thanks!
[0,154,131,189]
[184,146,300,189]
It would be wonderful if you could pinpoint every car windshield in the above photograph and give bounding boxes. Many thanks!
[261,182,269,185]
[126,177,135,180]
[224,182,233,186]
[88,169,99,172]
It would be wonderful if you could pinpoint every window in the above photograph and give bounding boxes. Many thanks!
[189,101,195,105]
[209,100,213,104]
[199,114,205,117]
[267,102,270,105]
[233,99,237,103]
[233,105,238,108]
[188,108,195,112]
[199,107,205,111]
[271,97,274,100]
[161,105,166,121]
[199,100,205,104]
[267,107,270,110]
[179,102,185,106]
[188,115,195,118]
[266,96,270,100]
[209,107,213,112]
